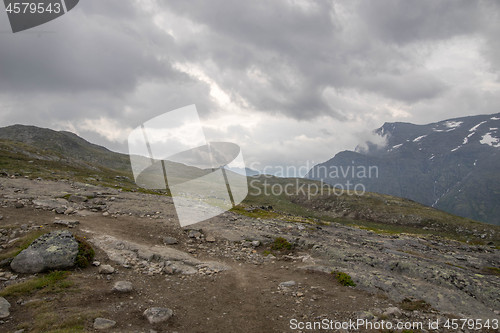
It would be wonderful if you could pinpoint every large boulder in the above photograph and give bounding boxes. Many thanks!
[11,230,79,273]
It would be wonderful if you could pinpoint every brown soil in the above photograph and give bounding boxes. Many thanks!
[1,205,390,333]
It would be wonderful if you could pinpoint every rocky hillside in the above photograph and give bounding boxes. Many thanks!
[0,125,132,173]
[0,177,498,332]
[306,113,500,225]
[0,125,498,331]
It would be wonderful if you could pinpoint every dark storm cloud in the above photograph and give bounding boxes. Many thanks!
[0,0,499,164]
[157,0,498,119]
[0,0,175,94]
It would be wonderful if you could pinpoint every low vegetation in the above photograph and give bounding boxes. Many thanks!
[481,266,500,276]
[332,271,356,287]
[0,271,73,297]
[400,298,431,312]
[74,236,95,268]
[270,237,293,251]
[0,229,46,262]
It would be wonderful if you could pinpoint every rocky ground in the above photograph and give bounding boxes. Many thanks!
[0,177,499,332]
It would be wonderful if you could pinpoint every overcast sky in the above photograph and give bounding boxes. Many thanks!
[1,0,499,176]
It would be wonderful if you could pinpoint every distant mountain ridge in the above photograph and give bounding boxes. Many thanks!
[306,113,500,225]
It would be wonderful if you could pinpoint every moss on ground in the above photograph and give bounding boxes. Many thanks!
[0,271,73,297]
[270,237,293,251]
[0,229,46,262]
[74,236,95,268]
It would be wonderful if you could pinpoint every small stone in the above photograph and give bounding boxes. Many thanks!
[14,330,25,333]
[98,264,115,274]
[143,307,173,324]
[206,236,216,242]
[279,280,296,288]
[251,240,261,247]
[383,307,402,318]
[112,281,133,293]
[0,215,3,220]
[68,195,87,203]
[0,297,11,318]
[102,212,110,217]
[53,219,80,228]
[163,266,175,275]
[188,230,202,238]
[64,207,75,215]
[94,317,116,330]
[15,202,24,209]
[55,207,66,214]
[359,311,374,320]
[163,237,178,245]
[20,224,29,231]
[92,261,101,267]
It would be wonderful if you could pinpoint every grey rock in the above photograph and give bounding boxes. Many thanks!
[55,207,66,214]
[279,280,296,288]
[10,230,78,273]
[53,219,80,228]
[206,235,216,242]
[0,215,3,220]
[112,281,133,293]
[188,230,202,238]
[64,207,75,215]
[33,198,67,210]
[68,195,88,203]
[163,237,178,245]
[251,240,261,247]
[98,264,115,274]
[358,311,374,320]
[143,307,173,324]
[14,330,25,333]
[20,224,29,230]
[94,317,116,330]
[15,202,24,208]
[0,297,11,318]
[383,307,402,318]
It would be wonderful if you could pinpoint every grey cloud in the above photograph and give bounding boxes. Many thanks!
[0,0,175,94]
[158,0,485,120]
[358,0,482,45]
[0,0,499,170]
[361,72,448,102]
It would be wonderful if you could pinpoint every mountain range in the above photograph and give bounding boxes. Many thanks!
[306,112,500,225]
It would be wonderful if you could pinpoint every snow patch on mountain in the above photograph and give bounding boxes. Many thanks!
[444,121,463,129]
[469,121,487,132]
[480,133,500,148]
[413,135,426,142]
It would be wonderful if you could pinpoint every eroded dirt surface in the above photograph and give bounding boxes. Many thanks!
[0,177,499,332]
